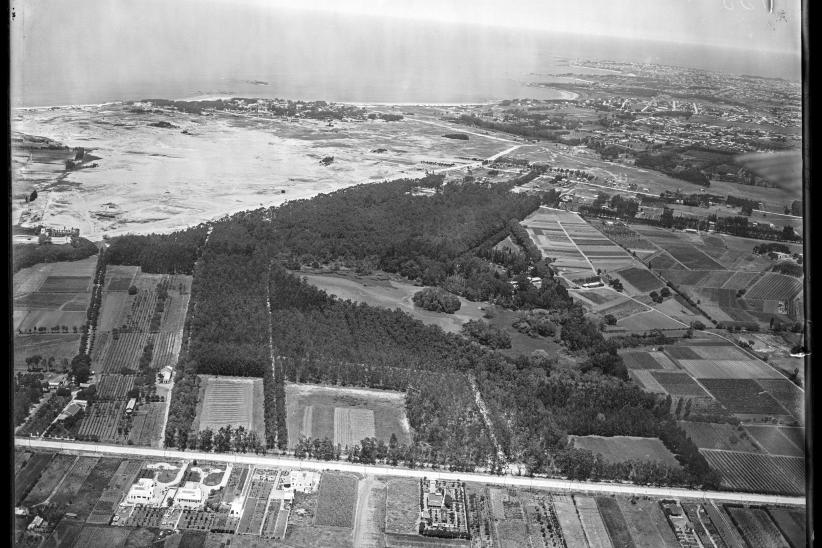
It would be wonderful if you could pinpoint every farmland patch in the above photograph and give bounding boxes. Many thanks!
[677,359,781,380]
[700,450,804,495]
[15,452,55,505]
[616,267,664,292]
[23,453,77,506]
[678,421,761,452]
[72,525,133,548]
[616,310,684,331]
[38,275,92,293]
[767,507,806,548]
[746,274,802,300]
[385,478,420,535]
[629,370,667,394]
[617,497,680,548]
[570,435,680,467]
[194,375,265,440]
[726,506,790,548]
[573,496,613,548]
[743,426,804,457]
[50,456,101,507]
[595,497,636,548]
[333,407,376,450]
[700,379,790,416]
[315,472,358,528]
[64,457,123,520]
[649,371,710,397]
[666,245,725,270]
[756,379,804,422]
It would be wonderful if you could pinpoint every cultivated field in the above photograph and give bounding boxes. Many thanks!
[77,401,128,442]
[649,371,711,397]
[756,379,804,422]
[574,496,614,548]
[13,333,81,370]
[385,478,420,535]
[595,497,635,548]
[616,309,684,331]
[616,267,664,292]
[71,525,133,548]
[676,358,781,380]
[678,421,760,452]
[621,351,677,370]
[570,435,680,467]
[128,402,165,447]
[285,383,412,449]
[745,274,803,301]
[699,379,790,416]
[700,450,805,495]
[63,457,123,520]
[193,375,265,438]
[726,506,790,548]
[315,472,358,528]
[15,452,55,505]
[743,426,804,457]
[767,507,806,548]
[22,453,77,506]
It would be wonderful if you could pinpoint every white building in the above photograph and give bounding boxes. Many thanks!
[173,483,204,509]
[126,478,159,505]
[282,471,319,493]
[157,366,174,384]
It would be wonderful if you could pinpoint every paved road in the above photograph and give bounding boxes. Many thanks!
[16,438,805,507]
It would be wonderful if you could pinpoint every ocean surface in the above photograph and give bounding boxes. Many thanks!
[12,17,800,108]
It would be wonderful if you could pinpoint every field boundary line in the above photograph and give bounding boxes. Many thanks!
[556,220,598,275]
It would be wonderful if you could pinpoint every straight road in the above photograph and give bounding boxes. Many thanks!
[16,437,805,507]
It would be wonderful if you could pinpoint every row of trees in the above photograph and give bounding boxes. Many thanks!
[12,237,97,273]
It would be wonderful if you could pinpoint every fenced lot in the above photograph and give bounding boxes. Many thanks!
[649,371,711,397]
[385,479,420,534]
[726,506,790,548]
[570,435,680,467]
[700,450,805,495]
[22,453,77,506]
[315,472,358,528]
[699,379,790,416]
[194,375,265,439]
[285,383,412,449]
[745,274,803,300]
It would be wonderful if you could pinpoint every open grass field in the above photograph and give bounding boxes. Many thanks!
[699,379,790,416]
[595,497,636,548]
[571,435,680,467]
[193,375,265,438]
[700,450,805,495]
[300,271,485,335]
[22,453,77,506]
[315,472,358,528]
[615,267,664,292]
[767,507,806,548]
[384,478,420,535]
[678,421,760,452]
[285,383,412,449]
[574,496,614,548]
[743,426,804,457]
[745,274,803,300]
[64,457,123,520]
[726,506,790,548]
[15,451,55,505]
[676,358,781,380]
[649,371,711,397]
[616,497,680,548]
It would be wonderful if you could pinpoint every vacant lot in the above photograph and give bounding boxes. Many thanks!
[285,383,412,449]
[700,379,790,416]
[678,421,760,452]
[193,375,265,439]
[571,435,680,467]
[385,478,420,535]
[700,450,804,495]
[315,472,358,528]
[744,426,804,457]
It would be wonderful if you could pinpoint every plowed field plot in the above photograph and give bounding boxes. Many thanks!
[385,479,420,534]
[49,456,101,507]
[678,421,760,452]
[691,345,750,360]
[617,497,679,548]
[665,346,702,360]
[767,507,806,548]
[746,274,803,300]
[22,453,77,506]
[666,245,724,270]
[285,383,412,449]
[15,452,55,505]
[38,275,91,292]
[726,506,790,548]
[721,271,762,290]
[128,402,164,446]
[677,358,780,380]
[96,333,149,373]
[659,269,710,286]
[150,333,180,370]
[550,494,586,547]
[574,496,613,548]
[705,502,748,548]
[577,288,621,305]
[616,267,663,292]
[743,426,803,457]
[757,379,804,422]
[64,457,122,520]
[699,379,790,416]
[595,497,635,548]
[598,298,648,319]
[107,276,135,291]
[315,472,358,528]
[570,435,680,467]
[194,376,265,438]
[649,371,711,397]
[72,525,132,548]
[96,374,136,399]
[701,450,804,495]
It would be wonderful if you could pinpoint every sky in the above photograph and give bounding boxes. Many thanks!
[9,0,803,105]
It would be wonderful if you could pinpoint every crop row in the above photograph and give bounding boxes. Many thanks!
[97,374,136,400]
[77,401,128,442]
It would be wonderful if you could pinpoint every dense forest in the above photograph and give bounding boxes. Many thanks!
[13,238,98,273]
[146,174,720,485]
[105,225,209,274]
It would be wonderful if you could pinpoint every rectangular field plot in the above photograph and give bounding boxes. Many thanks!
[551,495,587,547]
[616,497,680,548]
[666,245,725,270]
[128,402,165,446]
[691,345,750,360]
[72,525,133,548]
[701,450,805,495]
[196,376,264,436]
[22,453,77,506]
[664,345,702,360]
[721,271,762,290]
[315,472,358,528]
[743,426,804,457]
[570,435,680,467]
[14,291,83,309]
[38,275,92,293]
[107,276,135,291]
[49,456,101,507]
[629,370,667,394]
[94,333,149,373]
[97,292,130,331]
[16,309,87,332]
[677,421,761,452]
[78,401,128,442]
[595,497,635,548]
[699,379,790,416]
[677,359,781,380]
[574,496,614,548]
[96,374,136,400]
[15,452,55,505]
[757,379,805,422]
[622,351,676,370]
[150,332,181,370]
[616,267,664,292]
[767,507,806,548]
[14,333,81,369]
[649,371,711,397]
[726,506,790,548]
[62,457,123,520]
[616,310,684,331]
[745,274,803,300]
[333,408,376,450]
[285,383,412,449]
[779,427,805,449]
[385,479,421,534]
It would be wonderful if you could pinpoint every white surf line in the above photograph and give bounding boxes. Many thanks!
[16,437,806,506]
